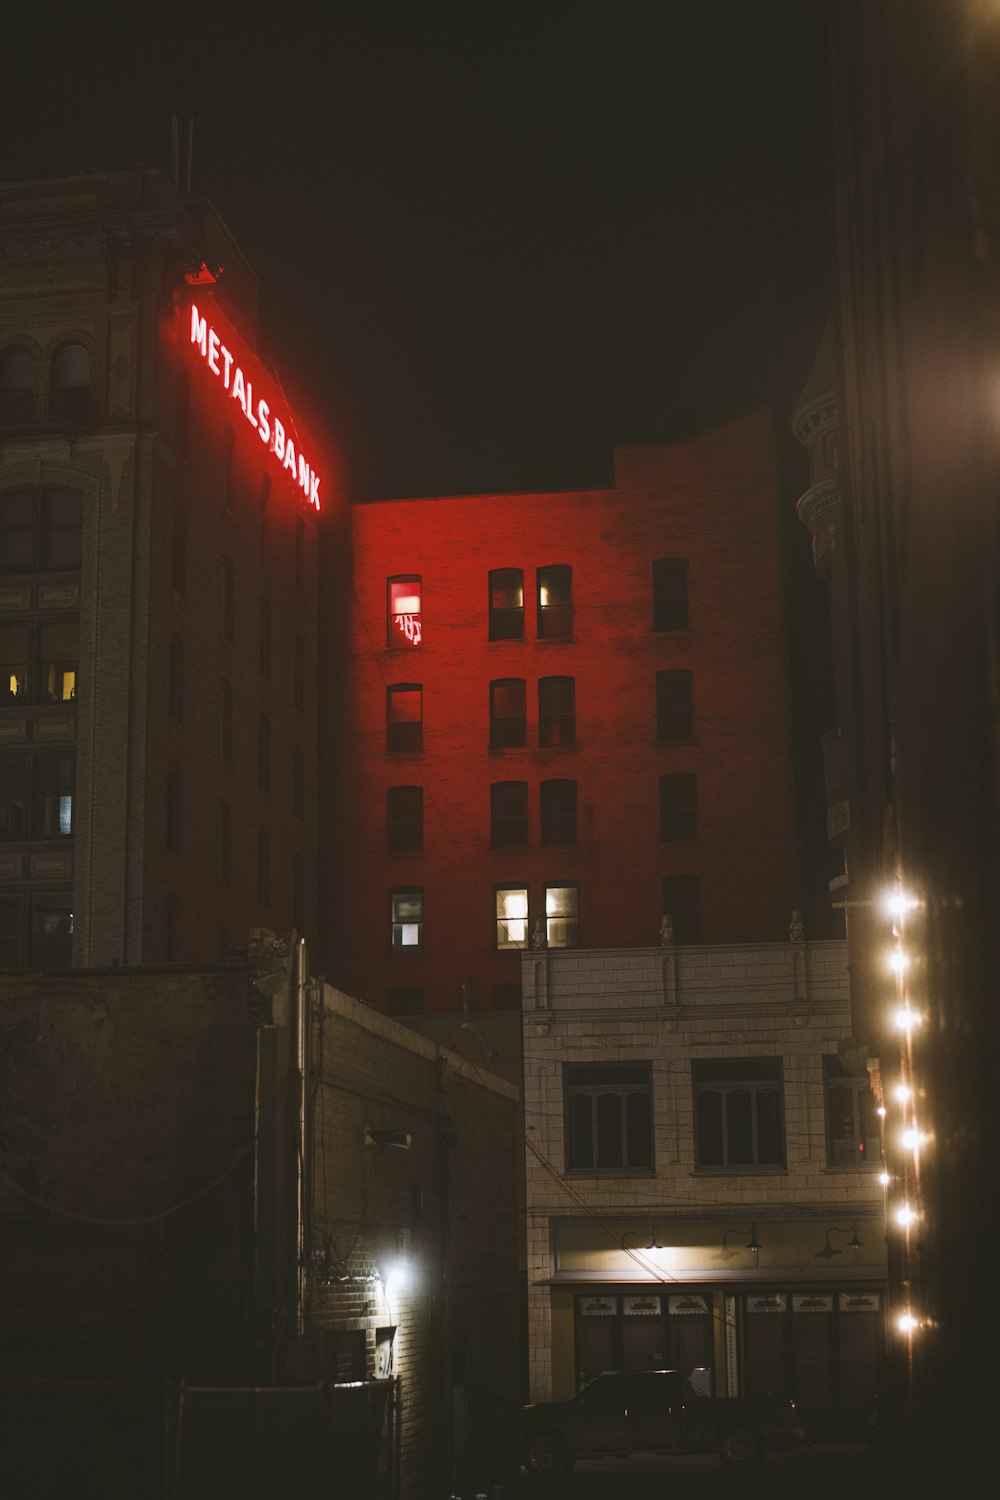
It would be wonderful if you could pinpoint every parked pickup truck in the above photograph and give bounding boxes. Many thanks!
[521,1368,803,1472]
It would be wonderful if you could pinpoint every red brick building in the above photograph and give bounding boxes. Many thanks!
[322,409,804,1018]
[0,170,332,967]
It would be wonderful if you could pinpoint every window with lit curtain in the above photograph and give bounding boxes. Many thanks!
[537,564,572,639]
[391,888,423,950]
[495,886,528,949]
[545,883,578,947]
[388,576,422,647]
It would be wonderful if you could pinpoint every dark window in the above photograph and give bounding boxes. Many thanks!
[168,635,184,725]
[171,504,187,594]
[493,983,522,1011]
[491,781,528,846]
[219,799,232,885]
[0,754,74,838]
[258,714,271,791]
[257,828,270,907]
[221,556,234,642]
[565,1063,653,1172]
[662,875,700,943]
[293,634,305,712]
[541,779,577,845]
[489,568,523,640]
[694,1058,785,1168]
[824,1055,880,1168]
[653,558,689,631]
[1,621,79,704]
[388,576,422,647]
[0,890,74,969]
[657,669,693,741]
[0,757,27,837]
[0,488,82,573]
[0,346,35,423]
[391,888,423,950]
[293,746,305,819]
[387,986,425,1016]
[539,676,575,747]
[259,597,272,679]
[387,684,422,753]
[166,766,182,854]
[51,343,91,421]
[545,883,579,948]
[660,773,696,840]
[387,785,423,851]
[219,679,233,762]
[490,678,526,748]
[495,885,528,949]
[537,564,573,639]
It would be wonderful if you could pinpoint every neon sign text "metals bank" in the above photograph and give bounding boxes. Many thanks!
[189,304,321,511]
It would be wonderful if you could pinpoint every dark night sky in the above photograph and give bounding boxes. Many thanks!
[5,1,832,500]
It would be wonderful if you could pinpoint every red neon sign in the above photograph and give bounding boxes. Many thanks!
[394,614,422,646]
[187,302,322,511]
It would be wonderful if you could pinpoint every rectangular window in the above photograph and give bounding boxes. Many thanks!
[294,634,305,712]
[293,745,305,820]
[259,597,272,679]
[657,669,693,741]
[221,556,234,643]
[171,503,187,594]
[391,887,423,949]
[824,1055,879,1167]
[565,1063,653,1172]
[166,765,182,855]
[0,757,27,838]
[34,753,74,837]
[218,799,232,886]
[29,890,74,968]
[388,575,422,647]
[40,489,84,571]
[257,827,270,907]
[490,781,528,847]
[540,778,577,845]
[495,885,528,949]
[168,635,184,725]
[1,621,79,705]
[387,684,423,753]
[660,773,696,840]
[694,1058,785,1168]
[387,785,424,851]
[653,558,689,631]
[489,568,524,640]
[537,564,573,639]
[258,713,271,792]
[545,883,579,948]
[219,679,233,762]
[0,488,82,573]
[661,875,700,943]
[490,678,526,748]
[539,676,575,747]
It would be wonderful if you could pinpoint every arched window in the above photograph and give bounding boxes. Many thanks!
[0,347,35,423]
[51,343,91,421]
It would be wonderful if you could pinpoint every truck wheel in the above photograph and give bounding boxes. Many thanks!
[522,1431,572,1475]
[718,1426,764,1466]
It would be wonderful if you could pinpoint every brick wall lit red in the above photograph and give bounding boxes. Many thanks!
[323,409,802,1014]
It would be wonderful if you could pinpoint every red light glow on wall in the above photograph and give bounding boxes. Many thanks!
[186,302,322,511]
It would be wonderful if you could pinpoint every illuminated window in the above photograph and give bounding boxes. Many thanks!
[391,888,423,950]
[495,885,528,949]
[218,799,232,886]
[662,874,700,942]
[489,569,523,640]
[259,597,272,679]
[660,773,696,840]
[824,1055,879,1168]
[565,1063,653,1172]
[388,576,423,647]
[0,621,79,704]
[694,1058,785,1168]
[51,343,91,422]
[540,779,577,845]
[653,558,689,631]
[490,679,526,748]
[491,781,528,846]
[166,765,182,855]
[387,684,423,753]
[387,785,424,851]
[0,487,82,573]
[657,669,693,741]
[0,346,34,423]
[258,713,271,791]
[539,676,575,747]
[545,883,579,948]
[537,565,573,639]
[168,635,184,725]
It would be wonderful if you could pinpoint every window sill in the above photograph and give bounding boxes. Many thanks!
[564,1168,656,1179]
[692,1165,788,1176]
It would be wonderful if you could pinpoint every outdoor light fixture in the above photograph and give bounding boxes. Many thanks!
[622,1225,664,1254]
[815,1224,864,1260]
[721,1224,761,1258]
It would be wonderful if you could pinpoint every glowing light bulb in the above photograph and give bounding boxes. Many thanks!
[893,1008,921,1032]
[897,1313,919,1334]
[888,948,909,974]
[900,1127,924,1151]
[876,1105,887,1117]
[893,1084,912,1103]
[883,889,919,920]
[878,1171,891,1186]
[894,1204,917,1227]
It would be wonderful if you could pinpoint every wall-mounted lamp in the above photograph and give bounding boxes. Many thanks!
[623,1226,663,1253]
[815,1224,864,1259]
[721,1224,762,1258]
